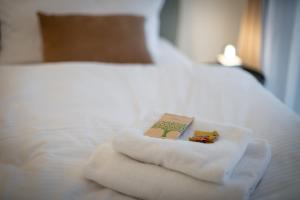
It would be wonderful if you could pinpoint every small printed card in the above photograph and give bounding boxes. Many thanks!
[145,113,194,139]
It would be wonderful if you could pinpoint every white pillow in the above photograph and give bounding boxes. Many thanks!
[0,0,164,65]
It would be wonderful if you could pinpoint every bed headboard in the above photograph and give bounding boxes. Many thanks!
[0,1,179,51]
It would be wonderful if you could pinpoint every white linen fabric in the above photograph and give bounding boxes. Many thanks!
[84,139,271,200]
[156,38,193,66]
[0,62,300,200]
[0,0,164,64]
[113,120,252,184]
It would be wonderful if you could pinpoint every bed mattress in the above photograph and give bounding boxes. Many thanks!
[0,61,299,200]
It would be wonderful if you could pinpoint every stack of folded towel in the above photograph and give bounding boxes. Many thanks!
[84,120,271,200]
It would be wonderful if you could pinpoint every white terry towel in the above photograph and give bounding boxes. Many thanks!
[113,120,252,184]
[84,139,271,200]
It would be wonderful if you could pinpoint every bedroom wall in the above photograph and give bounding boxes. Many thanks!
[176,0,247,63]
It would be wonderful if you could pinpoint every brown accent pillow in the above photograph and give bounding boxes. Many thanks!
[38,13,153,64]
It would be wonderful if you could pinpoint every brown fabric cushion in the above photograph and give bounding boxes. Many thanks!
[38,13,153,64]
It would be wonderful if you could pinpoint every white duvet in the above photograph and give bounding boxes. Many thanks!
[0,62,299,200]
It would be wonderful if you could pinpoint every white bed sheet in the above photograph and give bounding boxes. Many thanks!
[155,38,193,66]
[0,51,300,200]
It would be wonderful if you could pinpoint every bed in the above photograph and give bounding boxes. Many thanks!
[0,0,300,200]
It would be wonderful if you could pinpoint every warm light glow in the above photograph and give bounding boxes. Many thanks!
[224,44,236,59]
[217,44,242,67]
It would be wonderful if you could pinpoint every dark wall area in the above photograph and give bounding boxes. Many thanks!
[160,0,179,44]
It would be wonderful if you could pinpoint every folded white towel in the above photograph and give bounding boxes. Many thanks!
[84,139,271,200]
[113,120,252,184]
